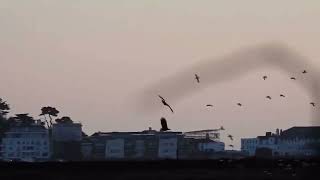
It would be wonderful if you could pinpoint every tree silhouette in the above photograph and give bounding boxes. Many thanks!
[55,116,73,124]
[0,98,10,116]
[0,98,10,138]
[40,106,59,128]
[6,113,36,127]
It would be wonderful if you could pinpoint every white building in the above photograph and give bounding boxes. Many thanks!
[198,141,225,153]
[241,127,320,157]
[158,137,178,159]
[105,139,125,159]
[1,125,50,161]
[241,138,259,156]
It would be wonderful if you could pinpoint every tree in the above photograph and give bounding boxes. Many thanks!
[40,106,59,128]
[0,98,10,138]
[12,113,35,126]
[55,116,73,124]
[0,98,10,116]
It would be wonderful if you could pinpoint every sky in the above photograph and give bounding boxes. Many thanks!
[1,0,320,149]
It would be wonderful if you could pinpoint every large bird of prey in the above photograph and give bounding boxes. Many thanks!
[228,134,233,141]
[266,96,272,100]
[237,103,242,107]
[263,76,268,80]
[195,74,200,83]
[160,117,170,132]
[158,95,174,113]
[310,102,316,107]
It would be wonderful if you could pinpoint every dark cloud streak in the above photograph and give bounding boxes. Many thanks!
[137,43,320,125]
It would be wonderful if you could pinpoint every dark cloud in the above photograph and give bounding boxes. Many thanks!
[137,43,320,125]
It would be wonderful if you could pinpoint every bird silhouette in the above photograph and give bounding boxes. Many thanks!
[237,103,242,107]
[160,117,170,131]
[220,126,225,130]
[228,134,233,141]
[158,95,174,113]
[266,96,272,100]
[195,74,200,83]
[310,102,316,107]
[290,77,296,80]
[206,104,213,107]
[229,145,234,148]
[302,70,307,74]
[263,76,267,80]
[280,94,285,97]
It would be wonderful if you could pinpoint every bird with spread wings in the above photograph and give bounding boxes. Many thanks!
[158,95,174,113]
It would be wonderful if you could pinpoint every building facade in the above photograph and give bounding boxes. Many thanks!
[52,122,83,160]
[241,126,320,158]
[81,129,226,160]
[1,125,50,161]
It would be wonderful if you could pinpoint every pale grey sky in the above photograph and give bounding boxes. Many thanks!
[1,0,320,149]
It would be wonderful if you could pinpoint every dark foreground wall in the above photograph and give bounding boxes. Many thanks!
[1,158,319,180]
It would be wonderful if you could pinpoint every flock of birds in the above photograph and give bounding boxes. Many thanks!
[157,69,315,149]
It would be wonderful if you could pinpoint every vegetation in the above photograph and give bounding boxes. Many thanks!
[40,106,60,128]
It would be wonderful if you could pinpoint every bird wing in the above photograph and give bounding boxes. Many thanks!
[158,95,165,101]
[166,104,174,113]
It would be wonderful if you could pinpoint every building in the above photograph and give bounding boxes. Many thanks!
[0,125,50,161]
[241,126,320,158]
[52,122,83,160]
[82,128,226,160]
[83,130,184,160]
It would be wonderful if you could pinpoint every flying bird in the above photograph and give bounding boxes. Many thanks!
[229,145,234,148]
[206,104,213,107]
[195,74,200,83]
[266,96,272,100]
[302,70,307,74]
[280,94,285,98]
[237,103,242,107]
[160,117,170,131]
[228,134,233,141]
[310,102,316,107]
[263,76,267,80]
[158,95,174,113]
[290,77,296,80]
[220,126,225,130]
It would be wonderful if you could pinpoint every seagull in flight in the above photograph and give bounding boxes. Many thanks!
[290,77,296,80]
[310,102,316,107]
[266,96,272,100]
[158,95,174,113]
[195,74,200,83]
[302,70,307,74]
[229,145,234,148]
[206,104,213,107]
[263,76,268,80]
[228,134,234,141]
[237,103,242,107]
[280,94,285,98]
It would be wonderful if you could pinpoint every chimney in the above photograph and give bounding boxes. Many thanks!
[276,129,279,136]
[280,129,283,136]
[266,132,272,137]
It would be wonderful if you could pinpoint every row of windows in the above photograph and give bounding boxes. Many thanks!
[7,152,49,157]
[6,141,48,145]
